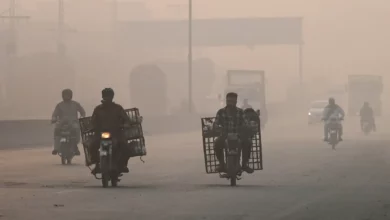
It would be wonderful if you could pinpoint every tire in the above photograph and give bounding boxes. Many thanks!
[61,156,66,165]
[100,157,110,188]
[102,174,109,188]
[227,156,238,186]
[111,174,118,187]
[330,133,338,149]
[230,177,237,186]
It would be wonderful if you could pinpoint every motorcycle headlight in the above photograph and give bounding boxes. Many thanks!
[101,132,111,139]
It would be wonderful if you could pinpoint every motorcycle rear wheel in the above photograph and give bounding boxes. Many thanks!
[61,156,66,165]
[102,173,109,188]
[111,174,119,187]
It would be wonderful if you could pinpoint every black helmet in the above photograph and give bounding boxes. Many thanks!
[102,88,114,101]
[62,89,73,101]
[329,97,335,105]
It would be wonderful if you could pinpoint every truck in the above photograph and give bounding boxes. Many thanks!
[222,70,266,108]
[347,75,383,116]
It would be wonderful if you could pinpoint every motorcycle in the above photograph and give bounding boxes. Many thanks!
[327,117,343,150]
[79,108,146,188]
[55,120,78,165]
[99,131,121,187]
[201,117,263,187]
[220,133,243,186]
[361,119,373,135]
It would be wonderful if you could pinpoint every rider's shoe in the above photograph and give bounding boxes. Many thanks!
[216,164,226,173]
[52,150,58,155]
[91,164,101,175]
[121,167,129,173]
[242,165,254,174]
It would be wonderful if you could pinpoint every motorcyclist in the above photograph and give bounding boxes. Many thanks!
[51,89,86,155]
[213,92,254,174]
[90,88,132,175]
[241,98,253,110]
[360,102,376,131]
[322,97,345,141]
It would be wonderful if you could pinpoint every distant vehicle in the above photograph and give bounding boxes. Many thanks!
[347,75,383,116]
[308,100,328,125]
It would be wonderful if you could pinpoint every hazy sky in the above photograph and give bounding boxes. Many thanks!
[1,0,390,117]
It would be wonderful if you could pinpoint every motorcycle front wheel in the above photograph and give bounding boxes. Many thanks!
[226,156,238,186]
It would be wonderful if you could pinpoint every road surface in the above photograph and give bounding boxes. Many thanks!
[1,118,390,220]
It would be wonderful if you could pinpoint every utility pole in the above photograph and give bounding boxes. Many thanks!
[188,0,193,113]
[111,0,117,52]
[58,0,66,56]
[0,0,29,105]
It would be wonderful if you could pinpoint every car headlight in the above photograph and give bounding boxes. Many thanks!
[101,132,111,139]
[308,112,312,116]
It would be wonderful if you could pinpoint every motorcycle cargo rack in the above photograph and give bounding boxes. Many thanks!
[79,116,94,166]
[78,108,147,165]
[124,108,146,158]
[201,117,263,174]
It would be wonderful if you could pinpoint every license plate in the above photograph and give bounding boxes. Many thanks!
[60,138,67,142]
[101,140,111,146]
[330,130,337,134]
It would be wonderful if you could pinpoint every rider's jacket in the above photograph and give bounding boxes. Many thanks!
[360,106,374,119]
[323,104,345,123]
[91,101,130,134]
[52,100,86,122]
[214,106,248,134]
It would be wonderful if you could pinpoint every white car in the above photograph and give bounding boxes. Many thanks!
[308,100,328,124]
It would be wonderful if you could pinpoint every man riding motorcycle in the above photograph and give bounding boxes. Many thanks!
[90,88,132,175]
[360,102,376,132]
[322,98,345,141]
[52,89,86,155]
[213,92,254,174]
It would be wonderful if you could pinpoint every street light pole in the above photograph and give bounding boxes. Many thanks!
[188,0,193,113]
[58,0,65,56]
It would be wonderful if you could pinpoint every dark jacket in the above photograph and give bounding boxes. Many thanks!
[91,101,130,134]
[360,106,374,119]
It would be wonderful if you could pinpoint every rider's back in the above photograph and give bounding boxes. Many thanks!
[92,102,127,133]
[360,106,374,118]
[54,100,82,121]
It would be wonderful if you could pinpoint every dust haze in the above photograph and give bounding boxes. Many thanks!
[0,0,389,130]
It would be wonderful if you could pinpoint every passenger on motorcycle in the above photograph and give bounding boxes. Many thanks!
[51,89,86,155]
[90,88,132,175]
[360,102,376,132]
[322,98,345,141]
[213,92,254,174]
[241,99,253,110]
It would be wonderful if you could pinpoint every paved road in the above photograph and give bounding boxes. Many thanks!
[1,119,390,220]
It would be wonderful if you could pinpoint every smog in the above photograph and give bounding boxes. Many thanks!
[0,1,390,219]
